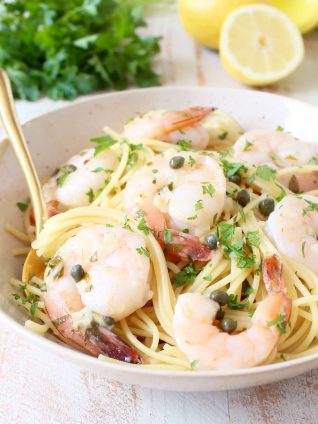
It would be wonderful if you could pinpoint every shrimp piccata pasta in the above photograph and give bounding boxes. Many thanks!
[10,106,318,371]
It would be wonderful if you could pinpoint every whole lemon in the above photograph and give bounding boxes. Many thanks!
[179,0,269,50]
[271,0,318,33]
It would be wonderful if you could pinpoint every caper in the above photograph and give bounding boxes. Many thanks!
[288,175,300,193]
[220,317,237,334]
[64,164,77,173]
[228,173,241,185]
[216,308,225,321]
[259,197,275,217]
[210,290,229,306]
[169,156,185,169]
[103,316,115,328]
[204,233,218,250]
[236,189,250,207]
[70,264,84,282]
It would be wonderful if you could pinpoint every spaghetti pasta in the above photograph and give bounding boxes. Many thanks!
[9,107,318,370]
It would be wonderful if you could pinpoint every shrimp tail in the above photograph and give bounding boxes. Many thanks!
[86,325,142,364]
[159,229,213,262]
[45,292,141,364]
[262,254,291,321]
[262,254,285,294]
[151,107,215,138]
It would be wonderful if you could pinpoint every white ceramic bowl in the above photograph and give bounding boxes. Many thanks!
[1,87,318,392]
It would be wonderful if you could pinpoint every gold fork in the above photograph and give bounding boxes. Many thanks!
[0,69,47,237]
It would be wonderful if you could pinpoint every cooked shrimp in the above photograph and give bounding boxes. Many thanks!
[266,194,318,274]
[123,108,242,150]
[124,149,226,260]
[233,129,318,191]
[44,225,152,362]
[43,148,118,215]
[173,255,291,370]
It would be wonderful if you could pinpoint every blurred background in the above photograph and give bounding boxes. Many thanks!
[0,0,317,123]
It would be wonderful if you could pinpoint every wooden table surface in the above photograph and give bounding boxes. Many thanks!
[1,12,318,424]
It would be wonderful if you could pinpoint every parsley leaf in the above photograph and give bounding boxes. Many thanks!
[164,229,172,243]
[217,222,235,245]
[202,182,215,197]
[246,231,260,248]
[91,136,117,157]
[195,200,203,211]
[57,164,77,187]
[137,218,150,235]
[174,262,199,287]
[267,314,287,334]
[176,140,192,151]
[136,246,150,257]
[190,359,199,369]
[218,131,228,140]
[255,165,276,181]
[220,158,247,178]
[243,140,253,151]
[86,188,95,203]
[0,1,163,100]
[16,202,28,212]
[303,199,318,216]
[228,294,249,310]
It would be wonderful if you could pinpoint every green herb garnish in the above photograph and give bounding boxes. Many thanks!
[91,136,117,157]
[267,314,287,334]
[174,262,199,287]
[0,1,163,101]
[16,202,28,212]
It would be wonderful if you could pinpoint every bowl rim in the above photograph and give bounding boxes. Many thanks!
[2,85,318,378]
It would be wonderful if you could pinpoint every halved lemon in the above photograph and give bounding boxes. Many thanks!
[220,4,304,86]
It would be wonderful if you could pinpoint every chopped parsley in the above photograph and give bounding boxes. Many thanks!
[301,241,306,257]
[16,202,28,212]
[255,165,276,181]
[187,214,197,221]
[276,125,284,132]
[91,135,117,157]
[246,231,260,248]
[188,155,196,167]
[190,359,199,369]
[91,167,105,173]
[303,199,318,216]
[217,223,257,269]
[57,164,77,187]
[202,182,215,197]
[280,353,287,361]
[152,169,158,174]
[220,157,247,178]
[174,262,199,287]
[218,131,228,140]
[243,140,253,152]
[227,294,249,310]
[267,314,287,334]
[136,246,150,257]
[237,204,246,222]
[123,215,133,232]
[164,229,172,243]
[85,188,95,203]
[195,200,203,211]
[275,184,287,202]
[176,140,192,151]
[248,309,256,318]
[245,286,254,296]
[137,218,150,235]
[217,222,235,245]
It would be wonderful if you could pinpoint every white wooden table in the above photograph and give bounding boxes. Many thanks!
[1,13,318,424]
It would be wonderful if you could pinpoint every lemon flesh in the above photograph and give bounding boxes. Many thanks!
[271,0,318,34]
[178,0,270,50]
[220,5,304,86]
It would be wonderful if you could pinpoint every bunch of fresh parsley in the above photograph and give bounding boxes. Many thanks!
[0,0,167,100]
